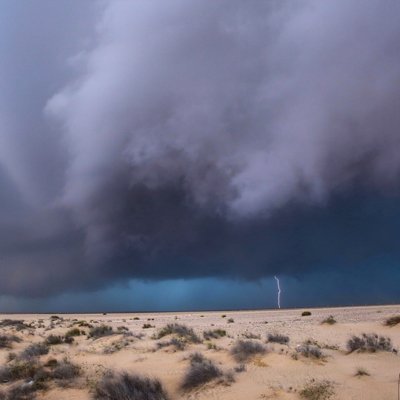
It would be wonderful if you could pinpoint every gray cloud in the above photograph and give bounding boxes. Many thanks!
[0,0,400,297]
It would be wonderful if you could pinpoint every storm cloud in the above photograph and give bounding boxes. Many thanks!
[1,0,400,299]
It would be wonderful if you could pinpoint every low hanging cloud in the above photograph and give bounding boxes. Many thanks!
[1,0,400,296]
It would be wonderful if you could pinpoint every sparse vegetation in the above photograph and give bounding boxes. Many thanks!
[302,311,312,317]
[180,353,222,391]
[52,359,81,382]
[230,340,266,363]
[203,329,226,340]
[267,333,289,344]
[0,359,40,382]
[347,333,392,353]
[94,371,169,400]
[300,380,334,400]
[385,315,400,327]
[45,335,63,345]
[142,324,154,329]
[227,318,234,323]
[321,316,336,325]
[0,320,30,331]
[65,328,81,337]
[242,332,260,339]
[89,325,114,338]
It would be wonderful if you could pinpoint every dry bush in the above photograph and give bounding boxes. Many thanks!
[89,325,114,339]
[45,335,63,346]
[180,353,222,391]
[301,311,312,317]
[355,367,370,377]
[0,335,21,349]
[0,359,40,382]
[300,380,334,400]
[52,359,81,382]
[385,315,400,327]
[19,343,49,360]
[154,324,200,343]
[267,333,289,344]
[0,320,30,331]
[347,333,392,353]
[230,340,266,363]
[321,316,336,325]
[203,329,226,340]
[94,371,169,400]
[296,342,323,359]
[65,328,81,337]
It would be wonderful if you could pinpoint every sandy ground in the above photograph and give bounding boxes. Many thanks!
[0,305,399,399]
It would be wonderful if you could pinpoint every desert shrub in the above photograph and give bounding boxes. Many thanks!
[142,324,153,329]
[347,333,392,353]
[45,335,63,345]
[230,340,266,363]
[94,371,169,400]
[267,333,289,344]
[0,335,21,349]
[156,337,186,351]
[117,326,129,332]
[385,315,400,327]
[89,325,114,338]
[64,336,74,344]
[234,364,246,373]
[296,343,323,359]
[355,367,370,377]
[302,311,312,317]
[19,343,49,360]
[0,320,30,331]
[5,382,38,400]
[181,353,222,391]
[75,321,93,328]
[321,316,336,325]
[44,359,58,368]
[154,324,200,343]
[300,380,334,400]
[65,328,81,337]
[203,329,226,340]
[52,360,80,381]
[227,318,234,323]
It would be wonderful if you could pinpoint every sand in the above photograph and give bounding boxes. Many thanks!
[0,305,399,399]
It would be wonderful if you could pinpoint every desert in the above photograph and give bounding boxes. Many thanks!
[0,305,399,399]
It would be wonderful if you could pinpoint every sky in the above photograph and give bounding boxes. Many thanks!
[0,0,400,312]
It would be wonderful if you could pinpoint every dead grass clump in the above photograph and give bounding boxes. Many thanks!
[181,353,222,391]
[347,333,392,353]
[52,359,80,383]
[230,340,266,363]
[154,324,200,343]
[267,333,289,345]
[94,371,169,400]
[300,380,334,400]
[89,325,114,339]
[203,329,226,340]
[0,335,21,349]
[321,316,336,325]
[385,315,400,327]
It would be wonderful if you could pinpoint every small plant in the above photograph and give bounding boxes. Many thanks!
[221,315,226,318]
[203,329,226,340]
[180,353,222,391]
[142,324,154,329]
[355,367,370,377]
[267,333,289,344]
[0,359,40,382]
[89,325,114,338]
[300,380,334,400]
[242,332,260,339]
[52,359,81,381]
[321,316,336,325]
[227,318,234,323]
[230,340,266,363]
[385,315,400,327]
[347,333,392,353]
[94,371,169,400]
[302,311,312,317]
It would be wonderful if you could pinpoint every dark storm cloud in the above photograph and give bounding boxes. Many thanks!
[1,0,400,297]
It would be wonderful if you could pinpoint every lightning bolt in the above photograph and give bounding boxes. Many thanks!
[274,275,281,309]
